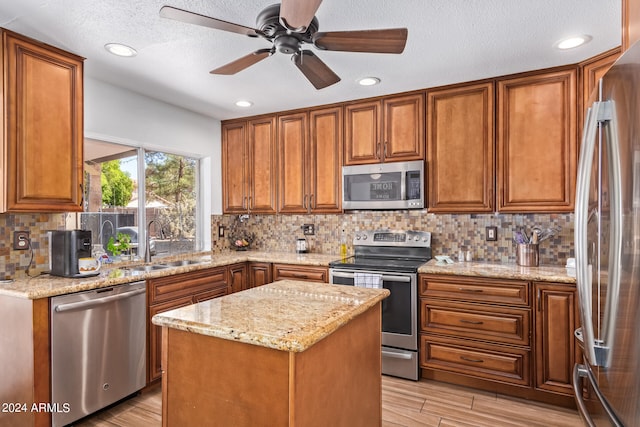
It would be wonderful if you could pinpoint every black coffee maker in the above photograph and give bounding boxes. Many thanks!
[49,230,94,278]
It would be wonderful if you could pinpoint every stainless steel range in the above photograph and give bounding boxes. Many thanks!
[329,229,431,381]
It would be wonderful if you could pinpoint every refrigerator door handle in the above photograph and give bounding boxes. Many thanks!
[575,102,601,366]
[602,101,623,369]
[573,364,624,427]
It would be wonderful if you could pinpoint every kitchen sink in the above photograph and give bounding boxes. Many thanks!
[159,259,205,267]
[125,264,169,272]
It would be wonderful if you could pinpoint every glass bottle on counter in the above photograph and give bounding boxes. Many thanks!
[340,229,348,259]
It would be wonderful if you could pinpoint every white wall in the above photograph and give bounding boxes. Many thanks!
[83,77,222,249]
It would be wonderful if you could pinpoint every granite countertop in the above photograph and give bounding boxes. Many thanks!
[151,279,390,352]
[418,259,576,284]
[0,251,341,300]
[0,249,576,300]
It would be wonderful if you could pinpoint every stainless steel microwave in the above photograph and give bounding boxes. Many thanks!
[342,160,424,210]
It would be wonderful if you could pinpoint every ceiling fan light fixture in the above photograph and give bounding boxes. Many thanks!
[235,100,253,108]
[104,43,137,57]
[555,35,592,50]
[358,77,380,86]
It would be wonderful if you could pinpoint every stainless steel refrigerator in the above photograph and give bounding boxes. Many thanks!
[574,43,640,426]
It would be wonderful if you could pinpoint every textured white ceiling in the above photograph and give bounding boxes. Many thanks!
[0,0,621,120]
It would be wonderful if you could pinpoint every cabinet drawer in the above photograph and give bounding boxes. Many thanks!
[420,275,529,306]
[148,267,227,304]
[420,334,530,387]
[421,300,530,346]
[272,264,328,283]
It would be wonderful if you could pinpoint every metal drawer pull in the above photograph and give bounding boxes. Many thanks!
[292,273,309,279]
[460,356,484,363]
[459,319,483,325]
[381,350,413,360]
[458,288,483,293]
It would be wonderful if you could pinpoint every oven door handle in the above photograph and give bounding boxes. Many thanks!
[331,271,411,283]
[382,350,413,360]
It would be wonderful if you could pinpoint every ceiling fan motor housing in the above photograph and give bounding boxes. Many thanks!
[257,4,319,45]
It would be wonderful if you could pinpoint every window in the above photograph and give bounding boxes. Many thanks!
[76,139,200,260]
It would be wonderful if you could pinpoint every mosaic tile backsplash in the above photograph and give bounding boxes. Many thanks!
[0,210,574,280]
[212,211,575,267]
[0,213,67,280]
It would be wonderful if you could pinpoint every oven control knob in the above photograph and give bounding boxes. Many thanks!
[355,234,361,240]
[414,236,420,241]
[422,237,428,242]
[362,235,367,240]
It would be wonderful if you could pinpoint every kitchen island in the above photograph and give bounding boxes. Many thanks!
[152,279,390,427]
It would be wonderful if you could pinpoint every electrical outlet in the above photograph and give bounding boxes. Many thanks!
[13,231,30,250]
[302,224,315,235]
[486,226,497,241]
[218,225,225,238]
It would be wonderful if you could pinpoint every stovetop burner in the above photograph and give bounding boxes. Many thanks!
[329,229,432,273]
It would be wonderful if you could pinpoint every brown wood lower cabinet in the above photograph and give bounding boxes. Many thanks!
[227,262,248,293]
[249,262,272,288]
[148,267,228,382]
[272,263,328,283]
[419,274,578,407]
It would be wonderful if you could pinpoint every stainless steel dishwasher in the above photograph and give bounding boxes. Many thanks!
[50,281,146,427]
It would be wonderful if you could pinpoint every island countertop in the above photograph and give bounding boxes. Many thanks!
[151,279,390,353]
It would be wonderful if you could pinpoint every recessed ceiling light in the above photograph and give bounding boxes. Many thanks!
[358,77,381,86]
[104,43,137,57]
[555,35,592,50]
[235,100,253,108]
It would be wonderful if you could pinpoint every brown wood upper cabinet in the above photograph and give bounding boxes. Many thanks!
[497,68,577,212]
[344,93,424,165]
[623,0,640,52]
[579,47,621,127]
[222,117,277,214]
[1,29,84,212]
[426,81,495,213]
[277,106,342,213]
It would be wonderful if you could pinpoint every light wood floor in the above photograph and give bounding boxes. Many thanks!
[74,376,583,426]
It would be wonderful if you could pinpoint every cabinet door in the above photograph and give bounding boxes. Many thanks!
[3,30,84,212]
[382,93,424,162]
[497,68,577,212]
[309,106,342,213]
[222,121,248,213]
[534,282,577,395]
[228,262,248,293]
[149,296,194,382]
[344,101,381,165]
[623,0,640,51]
[248,117,277,213]
[427,82,494,212]
[249,262,272,288]
[278,112,308,213]
[580,48,621,127]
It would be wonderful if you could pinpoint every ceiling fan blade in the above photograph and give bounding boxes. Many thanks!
[279,0,323,32]
[160,6,262,37]
[211,49,273,75]
[292,51,340,90]
[314,28,408,54]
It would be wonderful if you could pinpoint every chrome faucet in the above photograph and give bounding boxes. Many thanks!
[145,220,155,262]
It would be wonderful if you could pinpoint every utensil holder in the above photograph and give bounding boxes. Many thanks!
[516,243,539,267]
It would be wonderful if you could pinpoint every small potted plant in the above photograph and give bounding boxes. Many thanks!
[107,232,132,260]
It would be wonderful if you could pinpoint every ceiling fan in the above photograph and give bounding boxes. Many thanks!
[159,0,408,89]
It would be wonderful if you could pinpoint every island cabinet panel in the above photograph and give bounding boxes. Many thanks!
[222,116,277,214]
[147,267,229,382]
[534,281,579,395]
[227,262,248,293]
[1,29,84,212]
[272,263,329,283]
[496,67,577,212]
[248,262,272,288]
[161,303,382,426]
[426,81,494,213]
[344,92,424,165]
